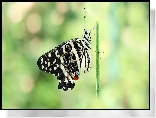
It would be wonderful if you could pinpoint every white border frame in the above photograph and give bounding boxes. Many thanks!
[6,8,155,118]
[2,3,155,118]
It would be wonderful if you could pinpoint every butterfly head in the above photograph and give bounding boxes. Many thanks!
[83,26,95,42]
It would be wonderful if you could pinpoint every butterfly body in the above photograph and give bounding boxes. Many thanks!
[37,28,94,91]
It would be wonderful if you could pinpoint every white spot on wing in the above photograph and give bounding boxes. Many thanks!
[48,62,50,67]
[48,53,51,57]
[42,65,44,69]
[53,59,56,64]
[55,50,59,58]
[41,58,43,64]
[64,78,68,83]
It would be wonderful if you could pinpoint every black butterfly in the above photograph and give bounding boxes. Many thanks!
[37,27,95,91]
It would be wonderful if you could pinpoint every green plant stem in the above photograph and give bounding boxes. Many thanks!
[96,21,100,98]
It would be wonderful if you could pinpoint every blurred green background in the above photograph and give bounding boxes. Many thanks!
[2,2,149,109]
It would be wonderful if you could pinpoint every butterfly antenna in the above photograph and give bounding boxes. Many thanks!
[90,26,95,32]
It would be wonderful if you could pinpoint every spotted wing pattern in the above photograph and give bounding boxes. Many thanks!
[37,28,94,91]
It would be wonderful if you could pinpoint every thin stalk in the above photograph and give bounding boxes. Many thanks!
[96,21,100,98]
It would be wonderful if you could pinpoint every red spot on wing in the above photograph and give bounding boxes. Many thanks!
[74,76,79,80]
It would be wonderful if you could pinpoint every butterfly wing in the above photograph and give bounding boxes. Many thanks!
[37,28,94,91]
[37,43,63,75]
[37,41,79,91]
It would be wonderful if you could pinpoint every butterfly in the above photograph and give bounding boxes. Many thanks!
[37,27,95,91]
